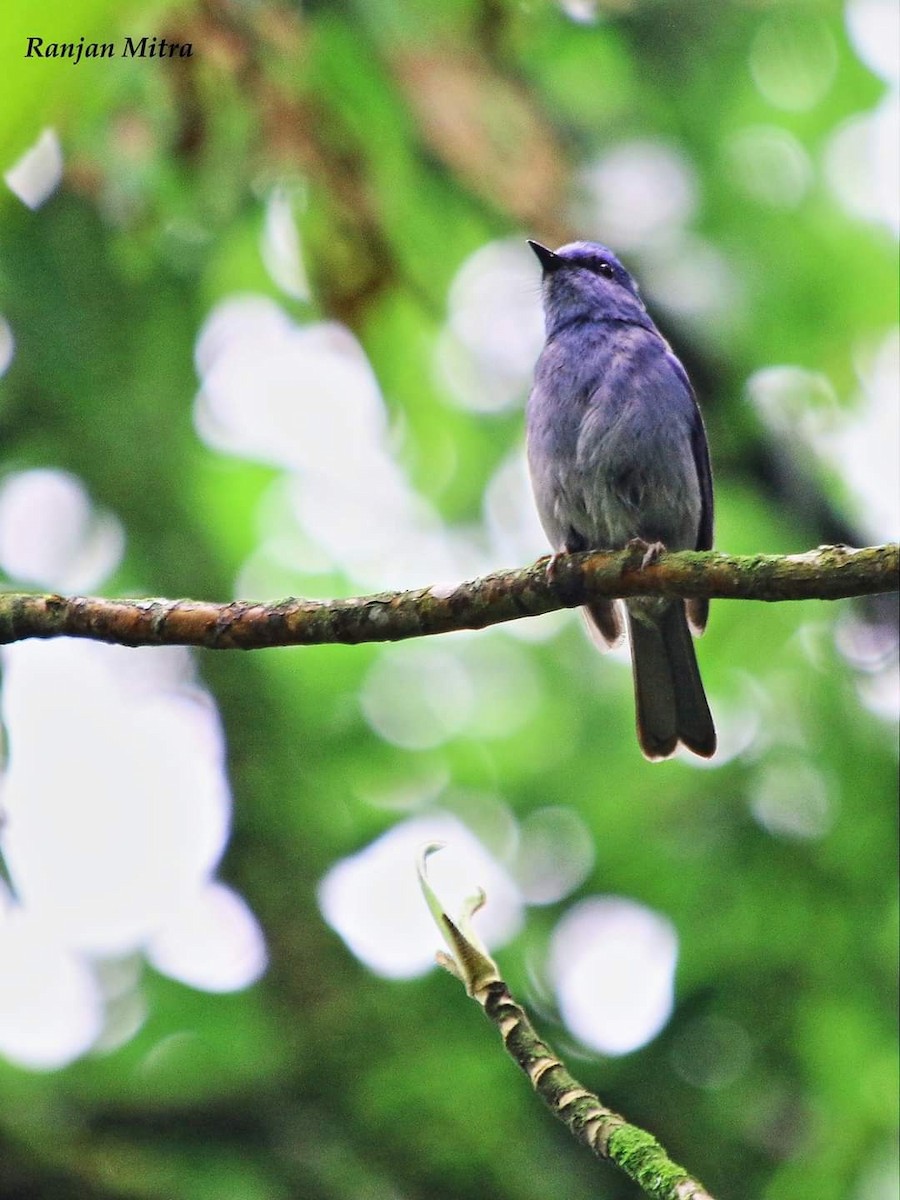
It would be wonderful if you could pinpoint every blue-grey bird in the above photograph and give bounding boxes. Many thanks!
[526,239,716,760]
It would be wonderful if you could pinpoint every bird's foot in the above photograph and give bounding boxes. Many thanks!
[625,538,666,570]
[545,550,566,582]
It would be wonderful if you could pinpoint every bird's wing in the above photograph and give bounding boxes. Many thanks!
[666,351,714,636]
[690,410,714,553]
[665,351,714,552]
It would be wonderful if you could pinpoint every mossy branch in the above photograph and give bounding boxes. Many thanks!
[418,848,717,1200]
[0,543,895,651]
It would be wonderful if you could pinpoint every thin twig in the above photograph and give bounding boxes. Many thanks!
[479,977,717,1200]
[418,848,718,1200]
[0,543,895,651]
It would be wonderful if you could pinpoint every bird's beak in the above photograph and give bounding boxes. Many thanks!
[527,240,564,274]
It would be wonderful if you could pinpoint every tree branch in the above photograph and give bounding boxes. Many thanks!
[478,977,716,1200]
[0,543,895,651]
[418,848,717,1200]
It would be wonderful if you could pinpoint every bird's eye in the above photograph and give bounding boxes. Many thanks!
[594,260,615,279]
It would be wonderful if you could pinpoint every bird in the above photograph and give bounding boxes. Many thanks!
[525,239,716,761]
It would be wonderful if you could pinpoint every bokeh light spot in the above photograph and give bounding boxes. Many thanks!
[0,316,15,377]
[437,239,545,414]
[551,896,678,1055]
[639,235,739,330]
[0,633,265,1066]
[0,905,103,1070]
[260,184,310,301]
[4,128,63,209]
[826,103,900,236]
[513,807,594,905]
[575,140,697,251]
[483,445,549,567]
[750,758,835,841]
[748,342,900,543]
[1,641,233,955]
[725,126,812,209]
[361,643,475,750]
[195,300,385,475]
[750,12,837,112]
[146,882,268,993]
[846,0,900,84]
[0,469,124,591]
[196,296,486,590]
[318,814,523,979]
[670,1014,752,1090]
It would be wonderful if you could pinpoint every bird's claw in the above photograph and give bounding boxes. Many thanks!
[545,550,566,582]
[625,537,666,570]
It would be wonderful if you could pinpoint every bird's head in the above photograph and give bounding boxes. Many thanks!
[528,240,651,335]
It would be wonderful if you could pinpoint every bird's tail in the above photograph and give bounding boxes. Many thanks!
[627,601,716,761]
[583,598,625,649]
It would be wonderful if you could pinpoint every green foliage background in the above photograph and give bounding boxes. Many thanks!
[0,1,897,1198]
